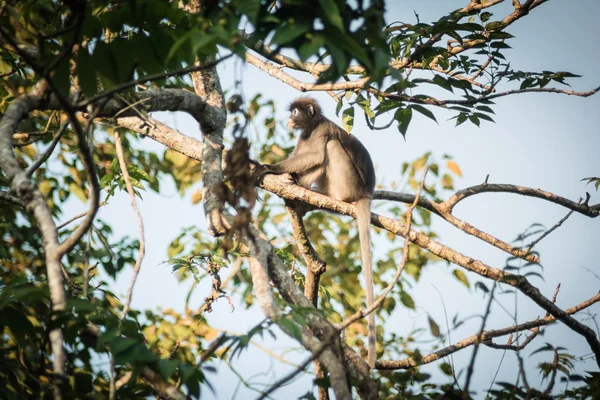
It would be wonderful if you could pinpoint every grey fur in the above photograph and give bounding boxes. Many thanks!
[264,97,377,368]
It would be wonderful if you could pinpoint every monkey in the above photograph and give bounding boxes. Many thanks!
[257,97,377,368]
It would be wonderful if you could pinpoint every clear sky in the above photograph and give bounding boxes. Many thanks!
[78,1,600,398]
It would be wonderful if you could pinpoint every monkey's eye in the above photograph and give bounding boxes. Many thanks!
[291,108,298,117]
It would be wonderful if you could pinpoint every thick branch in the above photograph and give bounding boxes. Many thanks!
[234,209,377,398]
[0,82,68,380]
[0,191,24,207]
[285,201,329,400]
[246,243,352,399]
[285,201,326,305]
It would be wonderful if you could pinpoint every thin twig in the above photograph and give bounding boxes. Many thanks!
[26,120,68,177]
[525,209,575,253]
[376,291,600,370]
[115,132,146,320]
[464,281,498,396]
[255,336,334,400]
[56,201,107,230]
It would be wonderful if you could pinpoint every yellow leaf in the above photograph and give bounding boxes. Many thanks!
[165,149,187,167]
[20,144,37,159]
[191,189,203,204]
[68,182,87,202]
[271,144,286,158]
[452,269,470,288]
[39,180,52,196]
[446,160,462,177]
[441,174,454,189]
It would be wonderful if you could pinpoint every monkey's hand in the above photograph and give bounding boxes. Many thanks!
[251,162,273,185]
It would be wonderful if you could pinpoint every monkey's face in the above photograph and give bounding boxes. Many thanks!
[287,108,301,130]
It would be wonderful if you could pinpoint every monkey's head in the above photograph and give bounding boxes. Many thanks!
[287,97,323,131]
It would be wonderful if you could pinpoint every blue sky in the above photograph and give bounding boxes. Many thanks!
[80,1,600,398]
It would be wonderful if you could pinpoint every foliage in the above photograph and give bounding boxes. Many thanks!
[0,0,598,399]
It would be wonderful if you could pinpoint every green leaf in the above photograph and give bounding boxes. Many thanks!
[475,105,495,114]
[132,34,164,75]
[100,173,114,189]
[410,104,437,123]
[473,112,495,123]
[452,269,470,288]
[440,362,454,376]
[92,41,119,87]
[428,316,441,338]
[432,75,453,93]
[455,113,468,126]
[335,98,343,116]
[298,34,325,61]
[319,0,344,30]
[180,364,201,397]
[272,21,311,45]
[53,57,71,97]
[76,47,97,97]
[234,0,260,24]
[490,41,511,49]
[110,337,139,356]
[395,107,412,137]
[399,291,415,309]
[480,12,493,23]
[356,95,375,119]
[468,114,480,127]
[279,318,302,339]
[475,281,489,293]
[342,107,354,132]
[158,359,180,380]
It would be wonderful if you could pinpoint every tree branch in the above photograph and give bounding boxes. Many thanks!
[0,81,68,385]
[258,174,600,366]
[375,190,540,263]
[114,132,146,320]
[443,183,599,217]
[376,292,600,370]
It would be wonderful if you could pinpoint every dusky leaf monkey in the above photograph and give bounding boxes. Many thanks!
[257,97,377,368]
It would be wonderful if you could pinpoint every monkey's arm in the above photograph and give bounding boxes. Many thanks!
[267,151,324,174]
[265,134,328,174]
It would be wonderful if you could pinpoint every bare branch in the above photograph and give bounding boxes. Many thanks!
[464,281,498,394]
[525,209,575,252]
[285,201,326,305]
[115,132,146,320]
[0,191,24,207]
[246,52,369,92]
[26,120,68,177]
[443,183,599,217]
[375,190,540,263]
[376,292,600,370]
[375,85,600,108]
[56,201,107,230]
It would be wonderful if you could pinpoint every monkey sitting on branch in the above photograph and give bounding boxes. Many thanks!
[256,97,377,368]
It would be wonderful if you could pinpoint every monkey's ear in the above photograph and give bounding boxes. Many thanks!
[307,104,315,117]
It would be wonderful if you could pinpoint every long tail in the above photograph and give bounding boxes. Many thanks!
[355,197,375,369]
